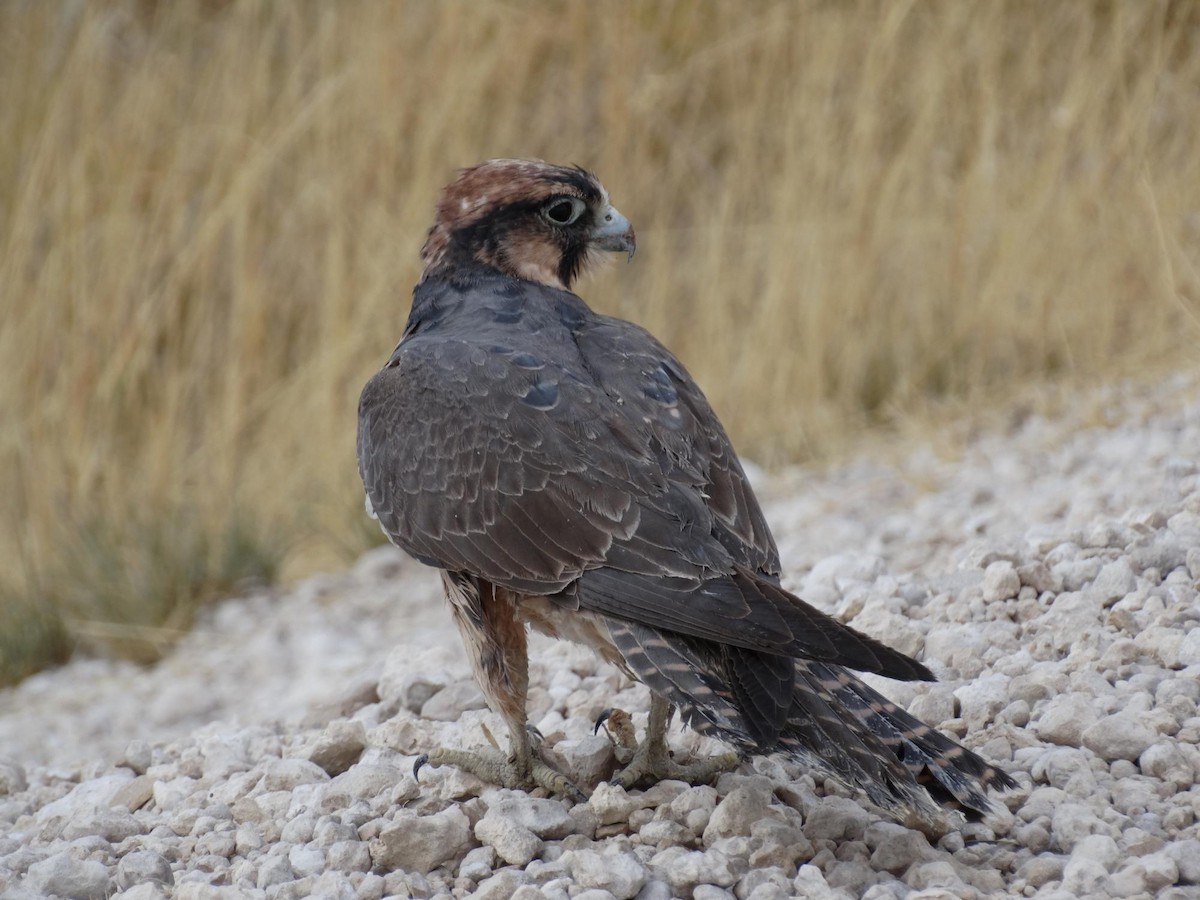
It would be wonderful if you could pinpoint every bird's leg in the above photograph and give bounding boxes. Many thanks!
[601,693,740,789]
[595,708,639,762]
[415,575,586,800]
[415,710,585,801]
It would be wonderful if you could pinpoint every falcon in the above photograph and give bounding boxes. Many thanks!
[357,159,1015,826]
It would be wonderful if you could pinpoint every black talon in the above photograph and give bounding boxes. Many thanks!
[412,753,430,780]
[525,723,545,742]
[593,708,614,735]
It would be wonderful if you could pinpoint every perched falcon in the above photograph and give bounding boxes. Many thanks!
[357,159,1015,826]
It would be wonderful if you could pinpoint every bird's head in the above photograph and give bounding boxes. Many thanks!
[419,158,636,291]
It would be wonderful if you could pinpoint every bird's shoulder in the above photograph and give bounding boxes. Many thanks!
[360,272,715,460]
[357,270,779,582]
[361,272,591,395]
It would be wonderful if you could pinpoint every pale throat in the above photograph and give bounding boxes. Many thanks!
[500,234,568,290]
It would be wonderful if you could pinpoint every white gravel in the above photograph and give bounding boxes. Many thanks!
[2,372,1200,899]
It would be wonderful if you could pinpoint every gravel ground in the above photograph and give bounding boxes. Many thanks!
[2,372,1199,900]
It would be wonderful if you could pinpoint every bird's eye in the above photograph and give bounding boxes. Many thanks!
[543,198,585,226]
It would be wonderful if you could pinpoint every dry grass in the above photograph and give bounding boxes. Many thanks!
[3,1,1199,682]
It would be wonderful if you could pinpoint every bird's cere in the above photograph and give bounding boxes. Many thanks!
[591,205,636,259]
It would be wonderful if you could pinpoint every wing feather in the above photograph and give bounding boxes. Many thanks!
[358,275,924,680]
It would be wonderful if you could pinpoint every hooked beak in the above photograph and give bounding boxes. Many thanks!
[591,205,636,261]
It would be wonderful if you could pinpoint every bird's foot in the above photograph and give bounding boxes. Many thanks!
[413,745,587,802]
[595,707,739,789]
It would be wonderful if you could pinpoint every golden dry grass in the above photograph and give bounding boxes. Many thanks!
[3,1,1199,681]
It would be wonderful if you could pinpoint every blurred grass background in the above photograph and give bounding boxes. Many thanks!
[3,0,1199,684]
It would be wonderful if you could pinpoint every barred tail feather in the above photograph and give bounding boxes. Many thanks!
[606,621,747,740]
[805,661,1018,819]
[605,619,1014,825]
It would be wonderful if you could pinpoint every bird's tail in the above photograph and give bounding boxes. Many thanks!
[782,659,1017,822]
[606,621,1016,825]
